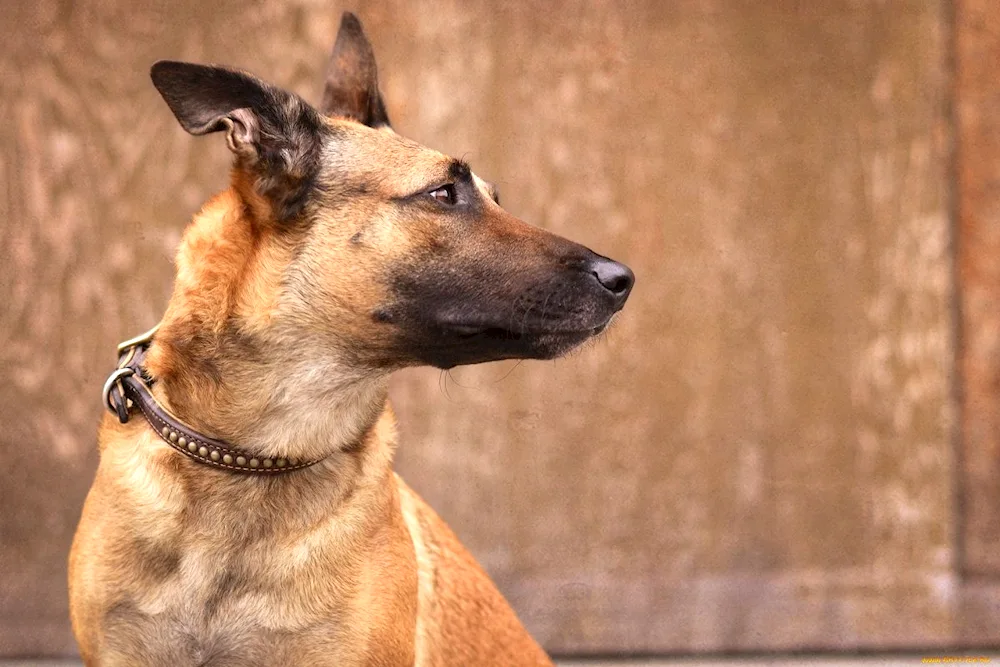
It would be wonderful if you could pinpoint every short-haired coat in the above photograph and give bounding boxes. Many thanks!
[69,13,633,666]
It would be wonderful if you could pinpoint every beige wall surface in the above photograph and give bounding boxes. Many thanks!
[958,0,1000,580]
[0,0,973,658]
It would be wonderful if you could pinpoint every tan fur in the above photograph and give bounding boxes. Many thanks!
[69,20,630,664]
[70,134,555,665]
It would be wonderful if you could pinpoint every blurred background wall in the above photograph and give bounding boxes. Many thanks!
[2,0,998,658]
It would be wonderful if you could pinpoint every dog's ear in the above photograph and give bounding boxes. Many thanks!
[320,12,390,128]
[150,60,325,221]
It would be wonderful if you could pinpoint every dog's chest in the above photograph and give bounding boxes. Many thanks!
[101,546,356,666]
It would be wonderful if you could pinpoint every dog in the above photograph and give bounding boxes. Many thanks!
[69,13,633,666]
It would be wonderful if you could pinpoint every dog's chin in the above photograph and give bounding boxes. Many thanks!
[403,321,609,370]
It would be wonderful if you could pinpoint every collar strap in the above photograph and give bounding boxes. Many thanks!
[102,325,319,474]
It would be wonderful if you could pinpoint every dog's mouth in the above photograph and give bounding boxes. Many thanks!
[444,320,608,340]
[403,321,603,369]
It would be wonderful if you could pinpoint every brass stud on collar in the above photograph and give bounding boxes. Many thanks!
[223,454,233,465]
[187,442,198,453]
[169,431,178,443]
[276,458,287,468]
[178,436,187,448]
[249,458,260,468]
[236,456,247,466]
[161,426,170,438]
[198,446,208,457]
[210,450,220,462]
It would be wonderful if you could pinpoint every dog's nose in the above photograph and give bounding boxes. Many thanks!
[589,257,634,306]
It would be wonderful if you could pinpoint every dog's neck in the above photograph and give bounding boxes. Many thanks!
[142,184,390,463]
[148,339,390,462]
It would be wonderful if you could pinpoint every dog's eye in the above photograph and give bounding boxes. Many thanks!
[428,184,457,206]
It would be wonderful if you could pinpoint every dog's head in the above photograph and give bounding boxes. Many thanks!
[151,13,633,372]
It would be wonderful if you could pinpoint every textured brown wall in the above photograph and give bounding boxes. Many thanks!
[0,0,978,658]
[957,0,1000,577]
[955,0,1000,640]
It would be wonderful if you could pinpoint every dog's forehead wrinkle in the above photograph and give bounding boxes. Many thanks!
[316,125,459,194]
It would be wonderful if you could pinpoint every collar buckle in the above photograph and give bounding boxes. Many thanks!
[116,323,160,355]
[102,324,159,424]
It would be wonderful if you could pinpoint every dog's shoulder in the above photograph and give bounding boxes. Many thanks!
[395,474,553,666]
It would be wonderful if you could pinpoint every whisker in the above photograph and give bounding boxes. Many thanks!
[438,369,455,402]
[512,274,560,336]
[446,368,473,389]
[493,359,524,383]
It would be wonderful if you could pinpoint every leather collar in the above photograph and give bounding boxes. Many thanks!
[102,326,319,474]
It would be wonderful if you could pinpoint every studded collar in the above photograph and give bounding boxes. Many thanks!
[102,326,320,474]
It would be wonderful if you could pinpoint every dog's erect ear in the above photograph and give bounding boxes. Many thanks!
[321,12,390,128]
[150,60,325,221]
